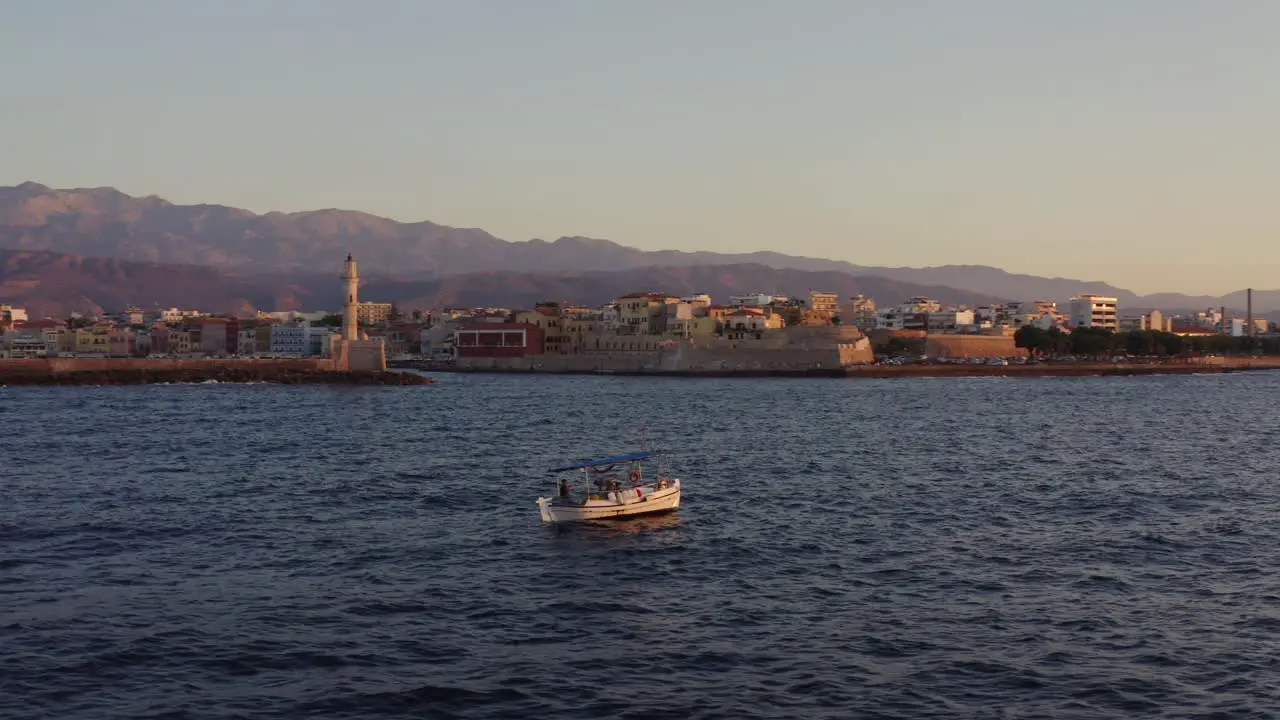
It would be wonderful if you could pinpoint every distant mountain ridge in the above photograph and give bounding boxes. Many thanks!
[361,264,1012,313]
[1,181,1278,312]
[0,248,1009,319]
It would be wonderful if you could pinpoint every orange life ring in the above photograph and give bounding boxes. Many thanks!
[629,470,641,483]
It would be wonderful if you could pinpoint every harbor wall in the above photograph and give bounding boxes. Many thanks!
[0,357,335,377]
[457,334,874,374]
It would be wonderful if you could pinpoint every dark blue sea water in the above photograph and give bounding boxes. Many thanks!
[3,372,1280,719]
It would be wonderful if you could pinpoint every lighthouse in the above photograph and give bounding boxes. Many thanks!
[332,252,386,372]
[341,253,359,341]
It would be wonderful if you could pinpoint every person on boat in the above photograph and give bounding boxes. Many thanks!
[558,478,571,498]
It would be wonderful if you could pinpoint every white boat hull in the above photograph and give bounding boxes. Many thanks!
[537,479,681,523]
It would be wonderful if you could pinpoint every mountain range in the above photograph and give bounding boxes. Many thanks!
[1,181,1277,318]
[0,249,1009,319]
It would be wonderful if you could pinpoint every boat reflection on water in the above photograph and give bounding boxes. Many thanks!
[586,512,684,534]
[547,510,685,542]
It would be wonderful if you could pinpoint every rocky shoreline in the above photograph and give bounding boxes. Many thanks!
[0,366,433,386]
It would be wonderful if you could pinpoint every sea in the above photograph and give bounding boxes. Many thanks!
[3,371,1279,719]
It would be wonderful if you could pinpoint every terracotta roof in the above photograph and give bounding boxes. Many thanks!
[728,308,766,316]
[533,306,560,316]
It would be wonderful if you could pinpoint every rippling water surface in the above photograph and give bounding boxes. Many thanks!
[4,372,1280,719]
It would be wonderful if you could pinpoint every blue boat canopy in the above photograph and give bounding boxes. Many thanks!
[549,451,657,473]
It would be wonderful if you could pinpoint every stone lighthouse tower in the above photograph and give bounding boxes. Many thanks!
[341,252,360,341]
[333,252,386,372]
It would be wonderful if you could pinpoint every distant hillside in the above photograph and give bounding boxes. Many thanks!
[362,264,1012,311]
[0,249,327,319]
[0,249,1004,319]
[5,181,1276,311]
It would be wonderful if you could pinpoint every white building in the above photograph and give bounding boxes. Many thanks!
[874,297,946,330]
[1034,311,1065,330]
[601,304,621,333]
[307,326,334,356]
[728,293,786,308]
[1069,294,1119,330]
[419,321,459,358]
[4,330,47,357]
[925,310,976,331]
[159,308,204,324]
[270,324,309,356]
[258,310,330,325]
[680,294,712,311]
[975,305,1001,325]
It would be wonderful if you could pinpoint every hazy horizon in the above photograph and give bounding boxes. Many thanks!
[3,0,1277,296]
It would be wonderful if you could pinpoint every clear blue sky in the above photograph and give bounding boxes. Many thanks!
[2,0,1277,294]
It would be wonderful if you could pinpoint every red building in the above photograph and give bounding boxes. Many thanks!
[455,322,545,357]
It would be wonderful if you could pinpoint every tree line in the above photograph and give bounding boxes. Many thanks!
[1014,325,1280,358]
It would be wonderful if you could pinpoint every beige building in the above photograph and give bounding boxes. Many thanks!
[73,324,112,354]
[840,295,877,328]
[564,316,607,353]
[0,305,28,324]
[356,301,394,326]
[168,329,195,355]
[723,309,785,339]
[808,291,839,317]
[514,305,571,354]
[616,293,678,335]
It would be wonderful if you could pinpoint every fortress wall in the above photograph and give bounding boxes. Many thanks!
[455,337,873,374]
[924,335,1024,359]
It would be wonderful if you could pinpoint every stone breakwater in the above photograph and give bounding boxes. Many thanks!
[844,359,1280,379]
[421,356,1280,379]
[0,358,431,386]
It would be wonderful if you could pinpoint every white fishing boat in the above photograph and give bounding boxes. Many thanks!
[537,450,682,523]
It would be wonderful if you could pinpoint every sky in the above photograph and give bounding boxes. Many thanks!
[1,0,1277,295]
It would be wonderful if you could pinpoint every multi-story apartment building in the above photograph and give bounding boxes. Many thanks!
[167,329,195,355]
[270,324,310,356]
[107,327,136,356]
[73,323,113,354]
[356,302,394,326]
[237,329,259,355]
[1069,294,1119,329]
[616,293,677,335]
[514,305,570,354]
[841,295,878,328]
[4,329,48,357]
[0,305,28,324]
[200,318,231,355]
[728,293,786,308]
[807,291,839,317]
[160,308,203,324]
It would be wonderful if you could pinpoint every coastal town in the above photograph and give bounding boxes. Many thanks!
[3,286,1276,370]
